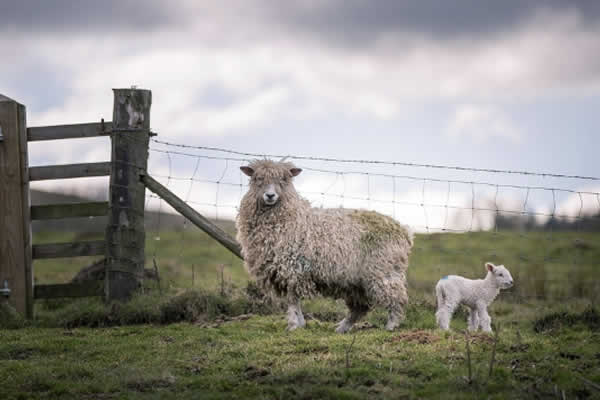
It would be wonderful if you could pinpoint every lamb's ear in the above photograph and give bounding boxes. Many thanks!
[290,168,302,177]
[240,166,254,177]
[486,262,496,272]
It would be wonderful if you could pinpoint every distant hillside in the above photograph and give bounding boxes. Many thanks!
[30,189,236,234]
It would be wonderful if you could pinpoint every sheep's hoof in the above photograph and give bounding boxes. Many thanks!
[385,323,397,331]
[335,326,350,334]
[286,322,302,331]
[335,319,352,334]
[296,316,306,328]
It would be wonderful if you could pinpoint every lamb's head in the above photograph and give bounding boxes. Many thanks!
[486,262,514,289]
[240,160,302,208]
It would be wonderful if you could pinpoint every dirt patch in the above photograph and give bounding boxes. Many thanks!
[1,346,40,360]
[391,330,440,345]
[126,375,175,392]
[559,351,581,360]
[467,332,496,345]
[285,344,330,355]
[197,313,254,328]
[20,381,52,393]
[354,321,377,331]
[510,343,530,352]
[244,365,270,380]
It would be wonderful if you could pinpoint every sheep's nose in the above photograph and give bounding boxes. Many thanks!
[266,193,275,200]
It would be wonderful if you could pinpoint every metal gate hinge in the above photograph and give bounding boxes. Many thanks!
[0,280,11,297]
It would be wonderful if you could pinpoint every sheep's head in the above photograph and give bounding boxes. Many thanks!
[486,262,514,289]
[241,160,302,208]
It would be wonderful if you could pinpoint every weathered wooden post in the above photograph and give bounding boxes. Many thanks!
[105,88,152,300]
[0,94,33,317]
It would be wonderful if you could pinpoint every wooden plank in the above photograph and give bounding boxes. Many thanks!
[27,121,112,141]
[141,174,243,259]
[32,241,106,259]
[34,281,104,299]
[0,95,33,317]
[105,88,152,301]
[31,202,108,220]
[29,162,111,181]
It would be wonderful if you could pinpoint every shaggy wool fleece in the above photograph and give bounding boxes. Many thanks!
[236,159,413,332]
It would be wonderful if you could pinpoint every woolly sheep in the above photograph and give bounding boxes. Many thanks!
[236,159,414,333]
[435,262,514,332]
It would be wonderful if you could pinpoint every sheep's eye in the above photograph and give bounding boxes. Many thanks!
[498,273,503,277]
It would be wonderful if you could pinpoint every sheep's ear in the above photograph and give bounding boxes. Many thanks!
[486,262,495,272]
[240,166,254,177]
[290,168,302,177]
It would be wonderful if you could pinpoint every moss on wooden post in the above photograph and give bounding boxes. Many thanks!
[105,88,152,301]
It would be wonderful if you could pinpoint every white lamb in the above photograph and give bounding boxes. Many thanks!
[435,262,513,332]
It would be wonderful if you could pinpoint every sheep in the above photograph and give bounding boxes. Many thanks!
[435,262,514,332]
[236,159,413,333]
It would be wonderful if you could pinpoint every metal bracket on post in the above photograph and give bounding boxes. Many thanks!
[0,280,11,298]
[0,125,4,142]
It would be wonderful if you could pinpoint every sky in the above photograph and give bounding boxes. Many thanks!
[1,0,599,231]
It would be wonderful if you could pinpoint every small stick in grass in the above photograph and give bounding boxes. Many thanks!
[488,323,500,378]
[219,264,226,296]
[465,330,473,384]
[345,334,357,369]
[153,257,162,295]
[575,375,600,392]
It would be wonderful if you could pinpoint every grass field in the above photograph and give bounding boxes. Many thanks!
[1,225,599,399]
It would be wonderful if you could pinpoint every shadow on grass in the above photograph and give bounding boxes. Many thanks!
[533,306,599,333]
[34,281,286,329]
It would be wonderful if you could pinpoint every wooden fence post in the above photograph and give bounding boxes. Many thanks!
[0,94,33,317]
[105,88,151,301]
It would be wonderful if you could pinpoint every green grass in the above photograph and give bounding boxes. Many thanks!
[2,228,600,399]
[2,301,599,399]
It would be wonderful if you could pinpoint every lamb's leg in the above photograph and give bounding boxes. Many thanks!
[467,308,479,332]
[336,304,368,334]
[436,301,457,331]
[476,303,492,333]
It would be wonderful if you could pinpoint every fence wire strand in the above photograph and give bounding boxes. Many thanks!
[144,139,600,304]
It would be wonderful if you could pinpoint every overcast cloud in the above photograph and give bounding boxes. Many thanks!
[1,0,598,229]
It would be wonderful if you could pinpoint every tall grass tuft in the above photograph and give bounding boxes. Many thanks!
[0,302,26,329]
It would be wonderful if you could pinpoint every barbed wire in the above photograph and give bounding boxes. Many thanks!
[149,149,600,197]
[151,138,600,181]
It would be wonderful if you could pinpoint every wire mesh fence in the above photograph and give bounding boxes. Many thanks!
[145,138,600,306]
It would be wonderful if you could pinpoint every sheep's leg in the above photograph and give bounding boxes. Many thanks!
[336,304,368,334]
[383,274,408,331]
[467,308,479,332]
[296,302,306,328]
[385,308,405,331]
[286,300,305,331]
[476,303,492,333]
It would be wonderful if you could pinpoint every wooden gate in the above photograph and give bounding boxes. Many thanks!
[0,89,152,317]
